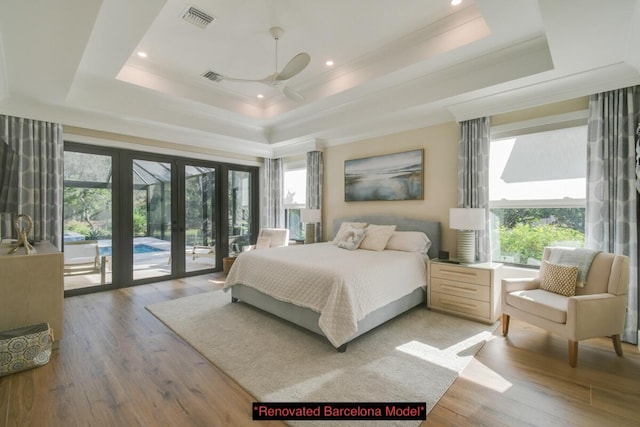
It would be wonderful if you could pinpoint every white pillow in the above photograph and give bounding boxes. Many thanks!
[336,226,368,251]
[359,224,396,251]
[332,222,367,244]
[385,231,432,254]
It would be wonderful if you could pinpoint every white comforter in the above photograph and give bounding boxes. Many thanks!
[223,242,428,347]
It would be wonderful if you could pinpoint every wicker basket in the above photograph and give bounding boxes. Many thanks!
[223,256,237,275]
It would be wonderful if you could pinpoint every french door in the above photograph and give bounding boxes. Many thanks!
[63,143,258,295]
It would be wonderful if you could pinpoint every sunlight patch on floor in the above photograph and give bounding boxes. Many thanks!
[459,358,513,393]
[396,330,494,371]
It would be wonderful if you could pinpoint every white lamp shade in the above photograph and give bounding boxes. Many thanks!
[449,208,485,231]
[301,208,321,224]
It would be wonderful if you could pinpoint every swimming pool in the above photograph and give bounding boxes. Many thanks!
[99,244,166,257]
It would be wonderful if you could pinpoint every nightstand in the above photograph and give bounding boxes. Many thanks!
[428,260,503,324]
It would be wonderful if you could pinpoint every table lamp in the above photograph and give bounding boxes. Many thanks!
[449,208,485,263]
[300,208,321,244]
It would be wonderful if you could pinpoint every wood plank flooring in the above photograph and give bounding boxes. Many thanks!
[1,274,639,426]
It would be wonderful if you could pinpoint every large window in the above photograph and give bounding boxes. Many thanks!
[489,125,587,266]
[284,167,306,242]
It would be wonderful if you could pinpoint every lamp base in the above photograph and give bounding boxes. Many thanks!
[305,223,316,244]
[456,230,476,263]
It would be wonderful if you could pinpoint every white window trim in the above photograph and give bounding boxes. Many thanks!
[490,110,588,140]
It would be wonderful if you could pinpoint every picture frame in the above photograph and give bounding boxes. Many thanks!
[344,149,424,201]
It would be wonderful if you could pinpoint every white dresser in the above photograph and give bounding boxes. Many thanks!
[428,260,503,324]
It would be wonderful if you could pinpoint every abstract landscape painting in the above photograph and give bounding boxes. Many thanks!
[344,149,423,201]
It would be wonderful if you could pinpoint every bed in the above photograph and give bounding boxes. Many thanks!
[223,215,441,351]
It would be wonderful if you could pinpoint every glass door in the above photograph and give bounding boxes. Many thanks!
[131,159,173,281]
[63,150,115,292]
[228,169,254,255]
[184,164,217,272]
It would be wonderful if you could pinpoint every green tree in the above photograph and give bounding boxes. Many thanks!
[500,223,584,262]
[64,187,111,237]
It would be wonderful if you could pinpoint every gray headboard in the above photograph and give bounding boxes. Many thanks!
[331,215,441,259]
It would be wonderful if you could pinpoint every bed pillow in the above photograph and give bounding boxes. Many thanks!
[359,224,396,251]
[332,222,367,244]
[336,227,368,251]
[539,260,578,297]
[385,231,432,254]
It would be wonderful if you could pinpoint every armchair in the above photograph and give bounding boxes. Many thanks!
[246,228,290,251]
[501,247,629,367]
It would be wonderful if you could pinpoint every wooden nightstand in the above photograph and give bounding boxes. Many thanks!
[428,260,503,324]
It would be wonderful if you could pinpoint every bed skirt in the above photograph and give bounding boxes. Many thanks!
[230,285,426,351]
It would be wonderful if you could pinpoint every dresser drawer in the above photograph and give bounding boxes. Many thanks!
[430,278,490,302]
[430,291,491,319]
[430,263,491,285]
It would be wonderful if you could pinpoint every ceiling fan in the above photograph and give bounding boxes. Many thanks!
[212,27,310,102]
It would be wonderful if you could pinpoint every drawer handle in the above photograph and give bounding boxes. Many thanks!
[441,284,477,294]
[440,269,479,279]
[440,299,477,309]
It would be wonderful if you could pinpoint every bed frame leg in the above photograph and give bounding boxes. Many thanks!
[337,343,348,353]
[231,297,238,303]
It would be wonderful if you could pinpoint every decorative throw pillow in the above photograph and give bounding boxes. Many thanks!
[332,222,367,244]
[255,236,271,249]
[539,260,578,297]
[336,227,367,251]
[359,224,396,251]
[385,231,432,254]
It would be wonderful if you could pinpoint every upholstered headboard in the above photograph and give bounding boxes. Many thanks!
[331,215,441,259]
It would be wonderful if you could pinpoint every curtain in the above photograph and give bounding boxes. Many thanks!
[0,115,64,249]
[306,151,323,242]
[457,117,491,262]
[586,86,639,344]
[636,122,640,193]
[262,157,284,228]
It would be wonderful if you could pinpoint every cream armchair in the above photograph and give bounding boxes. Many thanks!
[245,228,290,251]
[501,247,629,367]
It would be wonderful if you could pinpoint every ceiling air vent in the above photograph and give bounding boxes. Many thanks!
[202,70,223,82]
[181,5,215,29]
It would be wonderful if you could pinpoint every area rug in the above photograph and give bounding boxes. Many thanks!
[146,290,498,426]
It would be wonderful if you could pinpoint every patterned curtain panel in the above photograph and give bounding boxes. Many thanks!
[306,151,323,242]
[636,122,640,193]
[0,115,64,249]
[262,157,284,228]
[457,117,491,262]
[586,86,639,344]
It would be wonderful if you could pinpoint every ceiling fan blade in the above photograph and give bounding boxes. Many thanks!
[219,76,264,83]
[281,85,305,102]
[275,52,311,81]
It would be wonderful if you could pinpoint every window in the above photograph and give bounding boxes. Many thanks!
[489,125,587,266]
[284,167,306,242]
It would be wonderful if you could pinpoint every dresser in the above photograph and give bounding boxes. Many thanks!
[0,241,64,348]
[428,260,503,324]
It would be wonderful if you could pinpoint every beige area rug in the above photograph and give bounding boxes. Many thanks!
[146,290,498,427]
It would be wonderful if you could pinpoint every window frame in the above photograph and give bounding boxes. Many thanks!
[488,112,588,267]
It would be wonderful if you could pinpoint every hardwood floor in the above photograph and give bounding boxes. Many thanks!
[1,274,639,426]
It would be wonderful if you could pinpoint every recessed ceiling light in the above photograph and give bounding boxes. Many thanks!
[325,60,334,66]
[257,94,264,99]
[137,51,148,58]
[451,0,462,5]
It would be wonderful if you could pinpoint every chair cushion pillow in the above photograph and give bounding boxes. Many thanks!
[539,260,578,297]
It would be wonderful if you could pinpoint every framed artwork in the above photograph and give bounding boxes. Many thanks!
[344,149,424,201]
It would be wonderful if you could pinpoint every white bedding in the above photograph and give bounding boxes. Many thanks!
[223,242,428,347]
